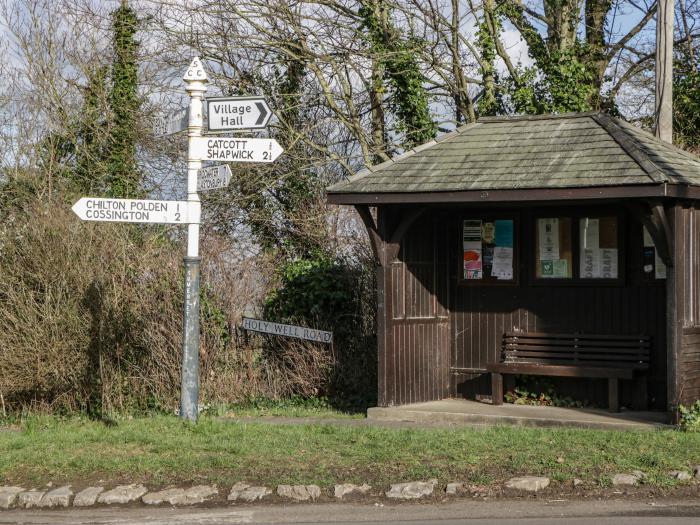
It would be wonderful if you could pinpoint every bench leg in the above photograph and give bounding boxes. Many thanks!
[492,373,504,406]
[608,378,619,412]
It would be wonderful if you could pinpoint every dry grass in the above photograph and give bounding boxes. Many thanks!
[0,197,346,414]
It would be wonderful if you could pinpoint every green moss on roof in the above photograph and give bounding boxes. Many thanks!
[328,112,700,194]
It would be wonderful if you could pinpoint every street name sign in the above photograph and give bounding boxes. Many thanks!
[197,164,232,192]
[72,197,196,224]
[207,96,272,131]
[242,317,333,344]
[154,108,188,137]
[191,136,283,163]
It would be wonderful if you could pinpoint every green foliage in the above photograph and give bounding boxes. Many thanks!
[496,2,602,114]
[673,50,700,151]
[106,3,141,198]
[30,3,141,199]
[263,255,377,407]
[504,50,597,114]
[264,256,354,322]
[233,43,327,260]
[679,400,700,432]
[505,377,591,408]
[74,66,110,194]
[475,4,501,116]
[233,166,325,259]
[359,2,436,149]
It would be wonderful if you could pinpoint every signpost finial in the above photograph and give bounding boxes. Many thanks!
[183,56,208,82]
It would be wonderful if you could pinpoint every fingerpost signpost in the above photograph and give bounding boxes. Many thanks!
[72,57,282,422]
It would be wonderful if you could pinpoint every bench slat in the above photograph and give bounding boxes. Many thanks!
[486,363,636,379]
[504,337,650,349]
[503,358,648,369]
[494,331,650,380]
[505,331,650,342]
[505,344,650,355]
[504,351,649,362]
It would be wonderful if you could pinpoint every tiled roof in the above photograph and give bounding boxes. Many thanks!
[327,112,700,195]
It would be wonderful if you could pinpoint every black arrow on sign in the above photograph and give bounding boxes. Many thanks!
[255,102,268,126]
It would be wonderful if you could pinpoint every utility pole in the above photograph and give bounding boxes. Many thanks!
[180,58,207,422]
[655,0,674,143]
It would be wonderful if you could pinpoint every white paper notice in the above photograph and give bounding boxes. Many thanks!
[492,247,514,280]
[463,241,481,251]
[601,248,618,279]
[580,218,600,250]
[580,248,601,278]
[538,218,559,260]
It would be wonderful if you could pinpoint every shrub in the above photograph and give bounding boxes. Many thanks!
[0,193,374,415]
[263,254,377,409]
[679,400,700,432]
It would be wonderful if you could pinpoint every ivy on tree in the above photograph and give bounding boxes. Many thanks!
[481,0,621,115]
[107,1,141,198]
[359,1,436,149]
[674,45,700,151]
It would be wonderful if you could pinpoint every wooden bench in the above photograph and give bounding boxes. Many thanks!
[485,332,651,411]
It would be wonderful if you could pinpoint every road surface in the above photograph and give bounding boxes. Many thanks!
[1,499,699,524]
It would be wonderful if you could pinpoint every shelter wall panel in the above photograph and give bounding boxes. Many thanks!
[391,263,405,320]
[451,285,666,408]
[441,207,667,407]
[383,212,450,405]
[678,207,700,407]
[681,327,700,406]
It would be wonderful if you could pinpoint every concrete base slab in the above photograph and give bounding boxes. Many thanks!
[368,399,669,431]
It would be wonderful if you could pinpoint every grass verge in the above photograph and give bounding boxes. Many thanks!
[208,396,364,419]
[0,415,698,489]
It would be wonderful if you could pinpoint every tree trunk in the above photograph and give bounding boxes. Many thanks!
[585,0,612,109]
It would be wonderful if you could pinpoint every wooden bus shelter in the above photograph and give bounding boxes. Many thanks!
[327,112,700,418]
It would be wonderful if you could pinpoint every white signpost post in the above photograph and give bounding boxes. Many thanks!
[197,164,232,192]
[179,57,208,423]
[153,107,188,137]
[207,96,272,131]
[191,137,284,163]
[71,57,284,423]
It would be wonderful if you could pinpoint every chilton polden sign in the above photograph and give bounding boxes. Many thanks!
[72,197,194,224]
[197,164,232,192]
[207,96,272,131]
[191,136,283,163]
[242,318,333,344]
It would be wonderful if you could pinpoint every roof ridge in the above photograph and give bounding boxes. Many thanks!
[591,113,667,183]
[478,111,600,123]
[613,116,700,164]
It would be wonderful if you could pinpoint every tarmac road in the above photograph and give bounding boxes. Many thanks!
[1,499,699,525]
